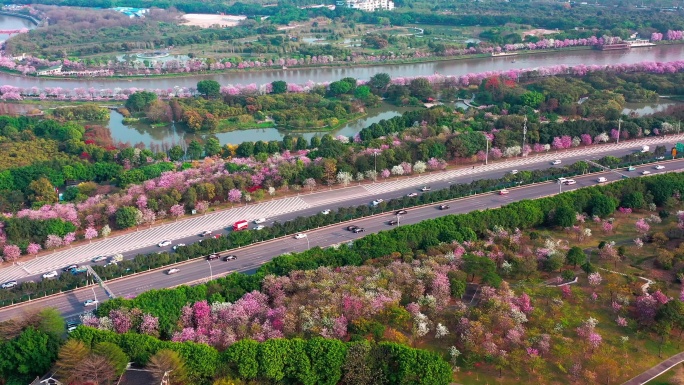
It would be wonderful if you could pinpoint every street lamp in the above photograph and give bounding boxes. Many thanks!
[396,214,401,225]
[558,180,563,194]
[372,150,379,182]
[90,287,98,311]
[207,260,213,281]
[484,134,490,165]
[616,118,622,144]
[305,234,310,249]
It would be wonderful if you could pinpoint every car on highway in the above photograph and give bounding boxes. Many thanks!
[294,233,307,239]
[499,189,509,195]
[421,186,431,191]
[321,209,331,215]
[564,179,577,185]
[597,177,607,183]
[103,262,117,268]
[42,271,59,279]
[510,170,519,175]
[167,268,180,275]
[642,170,651,175]
[255,225,265,231]
[628,166,637,171]
[62,264,78,272]
[388,219,398,225]
[352,227,365,233]
[551,160,562,165]
[371,199,384,206]
[656,156,665,160]
[207,254,220,261]
[91,255,107,263]
[407,192,418,197]
[83,299,99,307]
[655,165,665,170]
[158,240,172,247]
[172,244,186,251]
[200,230,212,237]
[223,255,238,261]
[254,218,267,224]
[1,281,17,289]
[438,204,450,210]
[346,225,359,231]
[396,210,408,215]
[67,325,78,333]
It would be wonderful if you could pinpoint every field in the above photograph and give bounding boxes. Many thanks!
[181,13,246,28]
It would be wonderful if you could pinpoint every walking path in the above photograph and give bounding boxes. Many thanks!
[0,134,682,283]
[622,352,684,385]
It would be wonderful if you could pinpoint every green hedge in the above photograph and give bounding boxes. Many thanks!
[70,327,452,385]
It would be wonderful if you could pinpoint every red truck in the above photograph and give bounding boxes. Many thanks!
[232,220,248,231]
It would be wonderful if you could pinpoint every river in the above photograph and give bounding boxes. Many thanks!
[0,13,36,43]
[0,42,683,90]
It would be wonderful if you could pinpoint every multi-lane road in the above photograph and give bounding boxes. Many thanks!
[2,134,683,288]
[1,155,683,322]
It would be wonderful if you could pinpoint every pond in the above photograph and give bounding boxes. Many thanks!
[622,98,682,117]
[106,103,418,147]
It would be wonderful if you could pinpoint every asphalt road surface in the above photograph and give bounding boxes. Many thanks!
[1,157,682,323]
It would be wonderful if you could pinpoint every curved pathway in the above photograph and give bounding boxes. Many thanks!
[622,352,684,385]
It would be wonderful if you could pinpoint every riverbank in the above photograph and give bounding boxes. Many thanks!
[2,45,602,82]
[0,10,40,26]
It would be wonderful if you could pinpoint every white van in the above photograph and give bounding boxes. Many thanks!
[597,177,607,183]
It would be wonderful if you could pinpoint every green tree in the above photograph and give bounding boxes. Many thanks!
[28,177,58,204]
[168,145,184,161]
[521,91,544,108]
[187,140,203,159]
[0,327,59,380]
[591,194,618,217]
[271,80,288,94]
[237,141,255,157]
[115,206,140,229]
[93,342,129,376]
[37,308,65,337]
[226,339,259,380]
[204,138,222,157]
[147,349,189,385]
[125,91,157,112]
[566,246,587,268]
[328,81,352,96]
[197,80,221,98]
[56,339,91,382]
[462,254,496,281]
[622,191,645,209]
[354,85,371,100]
[553,205,576,227]
[368,73,391,94]
[408,78,433,100]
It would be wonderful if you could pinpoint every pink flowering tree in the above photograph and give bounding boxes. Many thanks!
[195,200,209,214]
[63,232,76,247]
[84,227,98,243]
[228,189,242,206]
[27,243,41,258]
[635,218,650,237]
[169,204,185,220]
[45,234,63,251]
[2,244,20,264]
[588,272,602,287]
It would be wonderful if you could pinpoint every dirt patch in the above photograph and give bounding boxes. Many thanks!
[181,13,246,28]
[522,28,559,37]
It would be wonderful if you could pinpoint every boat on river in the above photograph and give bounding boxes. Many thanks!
[491,52,518,57]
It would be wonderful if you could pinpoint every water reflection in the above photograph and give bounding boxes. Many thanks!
[107,103,418,146]
[622,99,682,116]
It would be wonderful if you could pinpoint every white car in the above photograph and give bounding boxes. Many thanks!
[83,299,99,307]
[67,326,78,333]
[253,218,266,224]
[91,255,107,263]
[1,281,17,289]
[552,160,562,165]
[371,199,384,206]
[642,170,651,175]
[167,268,180,275]
[597,177,607,183]
[564,179,577,185]
[172,244,186,251]
[294,233,307,239]
[655,165,665,170]
[510,170,519,175]
[200,230,212,237]
[420,186,431,192]
[42,271,58,279]
[321,209,331,215]
[158,240,172,247]
[407,192,418,197]
[255,225,265,231]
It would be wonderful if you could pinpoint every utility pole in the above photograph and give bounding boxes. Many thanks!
[522,115,528,157]
[485,134,489,165]
[616,118,622,144]
[372,150,379,182]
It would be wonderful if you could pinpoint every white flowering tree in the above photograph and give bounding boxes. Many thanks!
[413,161,427,174]
[391,165,404,177]
[336,171,353,187]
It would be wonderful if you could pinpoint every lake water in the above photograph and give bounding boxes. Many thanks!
[106,103,417,146]
[0,14,36,43]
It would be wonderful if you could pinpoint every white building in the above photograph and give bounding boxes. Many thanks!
[336,0,394,11]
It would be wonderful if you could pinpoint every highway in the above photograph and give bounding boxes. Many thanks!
[1,156,683,323]
[1,134,682,288]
